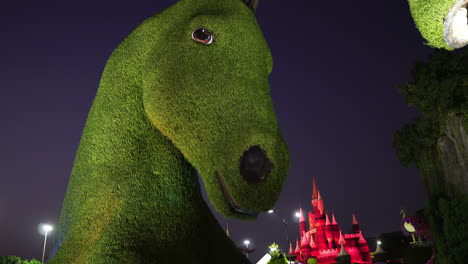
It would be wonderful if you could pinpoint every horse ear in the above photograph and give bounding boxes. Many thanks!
[241,0,259,13]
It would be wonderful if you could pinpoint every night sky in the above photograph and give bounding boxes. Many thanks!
[1,0,434,262]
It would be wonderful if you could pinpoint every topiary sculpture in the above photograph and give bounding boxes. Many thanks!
[408,0,468,49]
[47,0,290,263]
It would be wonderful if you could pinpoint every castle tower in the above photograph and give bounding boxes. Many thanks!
[301,231,312,260]
[310,179,328,251]
[312,177,319,199]
[317,191,324,215]
[309,232,318,257]
[352,213,361,234]
[338,231,346,245]
[357,231,371,262]
[311,178,324,217]
[331,213,341,246]
[308,211,315,230]
[324,213,334,249]
[295,240,301,255]
[299,208,307,236]
[289,242,294,255]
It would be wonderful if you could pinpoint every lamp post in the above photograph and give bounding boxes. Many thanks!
[268,209,290,248]
[244,240,250,258]
[295,211,301,218]
[41,224,53,264]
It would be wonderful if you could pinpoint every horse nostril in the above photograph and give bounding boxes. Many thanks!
[240,145,274,183]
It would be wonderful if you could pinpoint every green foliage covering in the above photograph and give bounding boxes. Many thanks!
[424,190,468,264]
[393,48,468,264]
[393,48,468,175]
[307,257,318,264]
[47,0,289,263]
[267,243,288,264]
[398,49,468,117]
[0,256,20,264]
[407,0,454,49]
[267,253,287,263]
[393,117,440,172]
[0,257,41,264]
[402,247,433,264]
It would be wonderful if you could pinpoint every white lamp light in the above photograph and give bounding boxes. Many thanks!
[40,224,54,264]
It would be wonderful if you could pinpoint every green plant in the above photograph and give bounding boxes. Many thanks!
[0,256,20,264]
[267,243,288,264]
[424,189,468,264]
[393,48,468,264]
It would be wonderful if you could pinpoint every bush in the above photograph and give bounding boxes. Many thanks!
[267,243,288,264]
[0,257,41,264]
[0,256,20,264]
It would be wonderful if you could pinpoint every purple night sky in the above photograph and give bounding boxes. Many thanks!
[1,0,433,262]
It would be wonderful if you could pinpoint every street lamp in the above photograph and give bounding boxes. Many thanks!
[244,240,251,258]
[40,224,53,264]
[295,211,301,218]
[267,209,290,248]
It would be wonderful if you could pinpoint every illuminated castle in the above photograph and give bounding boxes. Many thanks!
[289,179,372,264]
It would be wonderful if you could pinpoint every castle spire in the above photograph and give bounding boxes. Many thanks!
[299,208,305,222]
[353,213,359,225]
[312,178,319,199]
[358,231,367,244]
[295,240,300,254]
[289,242,294,255]
[309,234,317,248]
[352,213,361,233]
[301,231,310,246]
[332,213,338,225]
[338,231,346,245]
[325,213,331,225]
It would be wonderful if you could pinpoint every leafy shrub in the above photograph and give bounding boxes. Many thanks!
[0,257,41,264]
[0,256,20,264]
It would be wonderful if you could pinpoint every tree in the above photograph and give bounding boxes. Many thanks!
[267,243,288,264]
[393,48,468,264]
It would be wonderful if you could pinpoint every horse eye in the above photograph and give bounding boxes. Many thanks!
[191,27,214,45]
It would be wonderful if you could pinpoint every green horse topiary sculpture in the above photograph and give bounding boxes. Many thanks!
[47,0,290,263]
